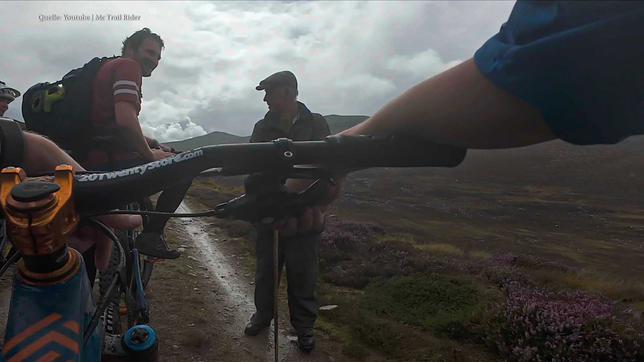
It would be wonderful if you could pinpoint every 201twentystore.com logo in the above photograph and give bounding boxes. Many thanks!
[76,150,204,182]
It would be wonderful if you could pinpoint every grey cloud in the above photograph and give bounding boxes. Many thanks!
[187,90,269,136]
[3,1,514,142]
[142,119,207,142]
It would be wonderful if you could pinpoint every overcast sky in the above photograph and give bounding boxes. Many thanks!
[1,1,514,142]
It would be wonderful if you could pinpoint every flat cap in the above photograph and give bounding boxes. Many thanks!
[256,71,297,91]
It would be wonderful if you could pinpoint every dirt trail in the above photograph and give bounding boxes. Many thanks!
[147,200,348,361]
[0,270,10,327]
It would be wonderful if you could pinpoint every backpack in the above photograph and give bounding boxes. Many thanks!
[21,56,117,153]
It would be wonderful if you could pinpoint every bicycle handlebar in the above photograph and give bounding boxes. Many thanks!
[72,135,467,214]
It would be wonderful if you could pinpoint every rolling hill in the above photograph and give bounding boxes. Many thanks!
[324,114,368,134]
[166,131,250,151]
[165,114,367,150]
[167,114,644,198]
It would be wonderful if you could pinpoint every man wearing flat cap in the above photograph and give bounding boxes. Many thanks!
[244,71,330,353]
[0,81,21,117]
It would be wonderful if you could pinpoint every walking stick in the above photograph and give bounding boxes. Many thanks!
[273,228,280,362]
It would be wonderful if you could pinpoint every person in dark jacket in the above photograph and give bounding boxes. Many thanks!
[243,71,329,353]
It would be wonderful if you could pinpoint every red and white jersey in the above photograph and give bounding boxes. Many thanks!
[86,57,144,169]
[91,57,142,126]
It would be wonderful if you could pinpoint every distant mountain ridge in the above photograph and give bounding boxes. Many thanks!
[167,115,644,197]
[166,114,368,150]
[324,115,368,134]
[170,111,644,202]
[166,131,250,151]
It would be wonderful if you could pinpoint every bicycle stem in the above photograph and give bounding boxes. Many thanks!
[0,165,81,282]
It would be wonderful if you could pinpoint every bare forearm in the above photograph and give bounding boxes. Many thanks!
[115,103,154,161]
[342,58,555,149]
[22,132,84,174]
[124,124,154,160]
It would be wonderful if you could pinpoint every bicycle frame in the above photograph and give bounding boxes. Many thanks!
[2,251,102,362]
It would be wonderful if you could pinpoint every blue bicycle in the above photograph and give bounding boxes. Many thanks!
[0,188,158,361]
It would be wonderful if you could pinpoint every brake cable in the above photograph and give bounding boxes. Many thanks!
[0,250,20,278]
[84,174,333,220]
[84,209,220,218]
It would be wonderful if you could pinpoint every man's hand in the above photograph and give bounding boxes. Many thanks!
[277,177,344,237]
[145,136,178,154]
[151,148,174,161]
[146,137,161,149]
[115,102,169,162]
[159,143,177,153]
[277,205,327,237]
[69,214,142,271]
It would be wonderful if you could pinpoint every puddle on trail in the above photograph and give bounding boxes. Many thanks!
[177,202,255,321]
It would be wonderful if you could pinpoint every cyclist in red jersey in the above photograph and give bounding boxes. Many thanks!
[82,28,189,260]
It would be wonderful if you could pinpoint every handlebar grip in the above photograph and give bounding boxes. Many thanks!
[295,135,466,170]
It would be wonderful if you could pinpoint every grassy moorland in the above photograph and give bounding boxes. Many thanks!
[186,137,644,361]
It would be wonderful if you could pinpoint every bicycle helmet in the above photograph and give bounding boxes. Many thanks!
[0,81,20,102]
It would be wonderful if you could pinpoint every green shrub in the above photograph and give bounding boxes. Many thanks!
[349,311,403,355]
[362,274,484,339]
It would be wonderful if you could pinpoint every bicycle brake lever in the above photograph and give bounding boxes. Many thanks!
[214,177,334,224]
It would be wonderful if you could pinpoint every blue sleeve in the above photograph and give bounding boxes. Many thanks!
[474,1,644,145]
